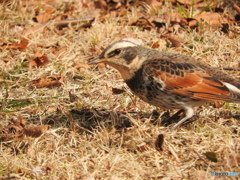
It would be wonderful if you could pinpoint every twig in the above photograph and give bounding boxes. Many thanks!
[220,67,240,71]
[41,17,95,26]
[10,17,95,26]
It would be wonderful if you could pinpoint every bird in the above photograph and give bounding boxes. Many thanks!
[89,39,240,129]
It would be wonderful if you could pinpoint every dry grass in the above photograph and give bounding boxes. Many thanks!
[0,0,239,179]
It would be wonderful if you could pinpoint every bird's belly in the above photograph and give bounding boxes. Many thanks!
[142,92,204,109]
[132,87,206,109]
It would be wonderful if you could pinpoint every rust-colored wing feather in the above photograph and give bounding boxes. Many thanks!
[144,59,235,102]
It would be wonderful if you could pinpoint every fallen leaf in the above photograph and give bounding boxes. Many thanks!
[8,116,25,132]
[23,125,51,137]
[129,17,155,30]
[47,107,57,112]
[21,24,47,37]
[94,0,108,10]
[150,0,162,8]
[45,7,56,14]
[0,116,26,141]
[29,55,49,68]
[29,49,49,67]
[189,12,230,28]
[0,38,29,51]
[205,152,218,162]
[188,19,198,27]
[177,0,202,5]
[32,75,63,88]
[98,63,105,68]
[112,87,125,95]
[213,101,223,108]
[35,8,55,23]
[151,41,160,48]
[195,0,223,8]
[155,134,164,151]
[55,46,67,57]
[74,59,90,72]
[163,33,183,47]
[36,12,51,23]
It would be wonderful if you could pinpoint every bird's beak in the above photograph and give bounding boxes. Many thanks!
[88,57,108,64]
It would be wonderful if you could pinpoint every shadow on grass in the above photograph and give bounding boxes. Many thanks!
[41,108,200,132]
[42,108,150,131]
[42,107,240,133]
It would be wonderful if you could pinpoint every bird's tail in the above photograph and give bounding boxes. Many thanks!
[223,82,240,103]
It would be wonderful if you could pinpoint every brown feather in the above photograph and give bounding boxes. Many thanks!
[145,59,232,101]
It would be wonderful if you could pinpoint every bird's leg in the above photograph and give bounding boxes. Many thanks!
[160,109,184,126]
[171,107,195,129]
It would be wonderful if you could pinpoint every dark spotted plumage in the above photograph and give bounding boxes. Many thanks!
[89,40,240,129]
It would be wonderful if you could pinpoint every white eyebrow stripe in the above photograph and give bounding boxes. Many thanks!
[110,41,138,50]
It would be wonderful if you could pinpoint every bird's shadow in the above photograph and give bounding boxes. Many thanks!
[41,107,240,133]
[41,108,192,133]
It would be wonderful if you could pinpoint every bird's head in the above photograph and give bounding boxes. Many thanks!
[89,40,146,80]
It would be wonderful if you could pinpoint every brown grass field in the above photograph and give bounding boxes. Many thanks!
[0,0,239,179]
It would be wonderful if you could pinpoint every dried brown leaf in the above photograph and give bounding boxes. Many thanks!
[8,116,25,132]
[151,41,160,48]
[55,46,67,57]
[150,0,162,8]
[21,24,47,37]
[94,0,108,10]
[190,12,230,28]
[195,0,222,8]
[213,101,223,108]
[129,17,155,30]
[112,87,125,95]
[36,12,51,23]
[177,0,202,5]
[188,19,198,27]
[45,7,56,14]
[47,107,58,112]
[163,33,183,47]
[98,63,105,68]
[32,75,63,88]
[205,152,218,162]
[155,134,164,151]
[0,116,27,141]
[0,38,29,51]
[35,7,55,23]
[74,59,90,72]
[29,55,49,68]
[23,125,51,137]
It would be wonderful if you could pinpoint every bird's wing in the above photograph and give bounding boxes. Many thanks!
[143,58,236,102]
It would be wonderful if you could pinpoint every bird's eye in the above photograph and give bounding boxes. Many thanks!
[108,49,121,57]
[114,49,121,55]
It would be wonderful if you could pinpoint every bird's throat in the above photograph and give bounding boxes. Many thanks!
[106,63,133,81]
